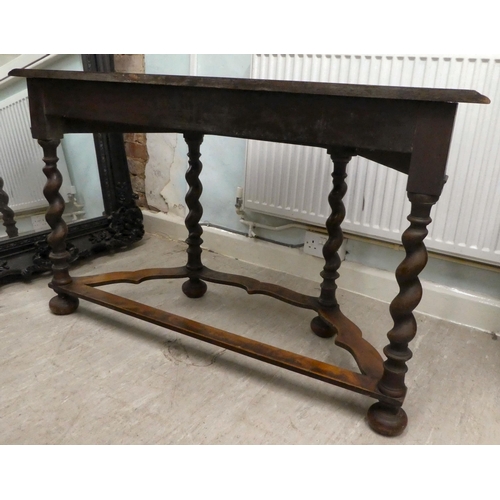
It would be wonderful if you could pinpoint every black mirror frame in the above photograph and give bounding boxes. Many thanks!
[0,54,144,283]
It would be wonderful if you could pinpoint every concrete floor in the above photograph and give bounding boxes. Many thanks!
[1,232,499,444]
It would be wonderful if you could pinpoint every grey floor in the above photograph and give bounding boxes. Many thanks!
[1,233,499,444]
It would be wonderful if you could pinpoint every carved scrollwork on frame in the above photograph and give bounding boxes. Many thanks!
[1,187,144,281]
[86,184,144,254]
[22,238,80,278]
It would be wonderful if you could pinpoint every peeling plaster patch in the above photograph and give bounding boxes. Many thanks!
[145,133,187,217]
[159,135,188,218]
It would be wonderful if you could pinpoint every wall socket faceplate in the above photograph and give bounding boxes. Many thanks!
[31,214,51,232]
[303,230,328,258]
[303,230,346,260]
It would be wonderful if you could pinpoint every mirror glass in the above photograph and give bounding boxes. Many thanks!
[0,54,105,241]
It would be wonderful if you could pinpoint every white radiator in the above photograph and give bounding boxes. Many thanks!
[0,90,73,214]
[245,54,500,265]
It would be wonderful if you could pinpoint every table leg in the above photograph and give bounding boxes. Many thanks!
[367,193,438,436]
[0,176,19,238]
[39,139,79,315]
[182,132,207,298]
[310,148,352,338]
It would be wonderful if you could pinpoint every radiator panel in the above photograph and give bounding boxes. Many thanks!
[0,90,72,214]
[245,54,500,265]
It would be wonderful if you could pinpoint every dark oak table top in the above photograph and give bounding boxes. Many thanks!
[10,68,490,196]
[9,68,489,104]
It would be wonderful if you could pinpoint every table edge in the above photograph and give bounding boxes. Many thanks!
[8,68,490,104]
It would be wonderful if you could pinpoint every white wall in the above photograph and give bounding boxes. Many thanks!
[0,54,20,66]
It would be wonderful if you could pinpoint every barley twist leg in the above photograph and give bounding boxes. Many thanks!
[0,176,18,238]
[39,139,79,315]
[182,132,207,298]
[367,193,438,436]
[311,148,351,338]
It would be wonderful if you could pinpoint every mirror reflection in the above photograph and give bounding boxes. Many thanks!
[0,54,105,241]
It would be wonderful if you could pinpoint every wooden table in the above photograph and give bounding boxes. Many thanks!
[10,68,489,437]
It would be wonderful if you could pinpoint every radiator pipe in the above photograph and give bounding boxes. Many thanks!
[234,186,321,238]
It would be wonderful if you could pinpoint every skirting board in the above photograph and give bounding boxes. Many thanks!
[143,210,500,335]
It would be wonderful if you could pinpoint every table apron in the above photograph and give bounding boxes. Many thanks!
[30,78,421,153]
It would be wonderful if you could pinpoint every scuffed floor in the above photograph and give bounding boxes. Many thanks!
[1,233,499,444]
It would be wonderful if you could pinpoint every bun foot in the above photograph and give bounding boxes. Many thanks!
[366,402,408,437]
[49,294,79,315]
[182,278,207,298]
[310,315,337,338]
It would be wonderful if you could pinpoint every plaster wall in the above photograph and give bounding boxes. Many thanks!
[144,55,252,230]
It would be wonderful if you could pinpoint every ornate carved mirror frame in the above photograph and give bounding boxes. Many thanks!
[0,54,144,283]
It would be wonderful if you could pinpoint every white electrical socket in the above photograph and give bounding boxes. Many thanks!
[303,230,347,260]
[31,214,50,232]
[303,230,328,257]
